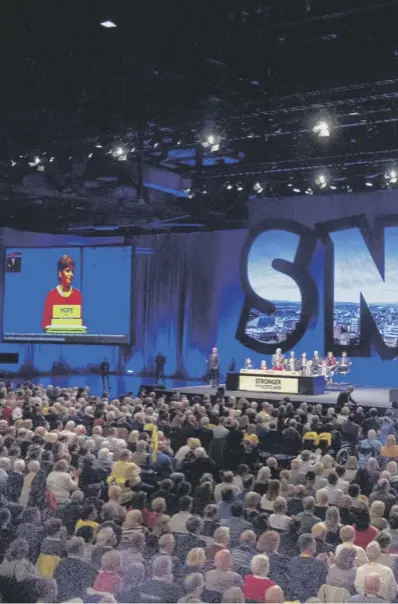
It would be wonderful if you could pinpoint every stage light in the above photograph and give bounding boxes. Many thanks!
[366,181,373,187]
[293,188,301,193]
[253,182,264,194]
[314,172,330,188]
[34,157,41,165]
[202,133,220,150]
[101,20,117,28]
[112,146,127,161]
[226,183,233,190]
[236,183,243,191]
[385,168,398,184]
[313,121,330,138]
[96,144,103,148]
[88,153,93,158]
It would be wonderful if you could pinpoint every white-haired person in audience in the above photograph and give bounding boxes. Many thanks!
[354,541,397,601]
[243,553,276,602]
[349,572,385,603]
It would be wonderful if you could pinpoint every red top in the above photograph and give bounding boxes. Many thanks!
[2,406,12,422]
[93,570,123,595]
[42,287,83,329]
[326,356,338,368]
[243,575,275,602]
[272,366,284,371]
[353,525,379,548]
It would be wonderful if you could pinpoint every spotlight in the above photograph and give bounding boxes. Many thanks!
[313,121,330,138]
[112,147,127,161]
[100,20,117,28]
[236,183,243,191]
[292,188,301,193]
[34,157,41,165]
[385,168,398,184]
[202,133,220,150]
[253,182,264,194]
[226,183,233,190]
[314,172,330,188]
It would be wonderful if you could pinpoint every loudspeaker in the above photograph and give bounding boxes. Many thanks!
[0,353,19,364]
[389,389,398,403]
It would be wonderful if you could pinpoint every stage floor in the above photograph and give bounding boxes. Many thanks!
[167,384,393,409]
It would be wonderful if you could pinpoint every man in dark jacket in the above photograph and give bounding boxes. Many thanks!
[174,516,207,562]
[288,534,328,602]
[54,536,97,602]
[61,491,84,536]
[6,460,24,502]
[181,447,217,487]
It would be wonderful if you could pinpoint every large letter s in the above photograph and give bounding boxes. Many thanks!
[236,220,318,354]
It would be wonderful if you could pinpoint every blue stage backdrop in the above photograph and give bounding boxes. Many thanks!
[2,189,398,389]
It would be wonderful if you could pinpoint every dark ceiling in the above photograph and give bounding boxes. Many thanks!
[1,0,398,232]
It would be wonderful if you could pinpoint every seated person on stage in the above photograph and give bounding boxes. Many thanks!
[338,351,351,374]
[286,351,296,371]
[272,360,284,371]
[272,347,284,367]
[326,351,338,370]
[259,360,267,371]
[296,352,307,372]
[243,358,253,370]
[312,351,322,373]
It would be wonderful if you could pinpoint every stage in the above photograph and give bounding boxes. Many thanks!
[8,374,394,410]
[166,383,394,409]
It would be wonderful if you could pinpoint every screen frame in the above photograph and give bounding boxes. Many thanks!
[2,243,134,346]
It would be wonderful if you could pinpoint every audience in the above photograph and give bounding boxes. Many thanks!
[0,380,396,603]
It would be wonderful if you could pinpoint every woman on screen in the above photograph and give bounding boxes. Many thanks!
[42,254,84,331]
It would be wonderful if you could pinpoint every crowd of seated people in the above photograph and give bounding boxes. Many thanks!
[0,381,398,602]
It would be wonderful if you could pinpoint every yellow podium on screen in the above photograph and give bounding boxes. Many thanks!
[45,304,87,333]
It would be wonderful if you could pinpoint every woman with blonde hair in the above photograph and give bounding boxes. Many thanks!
[254,466,271,496]
[325,506,341,546]
[312,522,333,555]
[313,462,328,490]
[369,500,388,530]
[345,456,358,482]
[184,547,206,578]
[279,470,291,497]
[122,510,148,539]
[261,479,280,511]
[381,434,398,459]
[269,497,290,532]
[314,489,329,521]
[321,454,335,477]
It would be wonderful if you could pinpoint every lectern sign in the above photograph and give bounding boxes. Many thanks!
[239,374,299,394]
